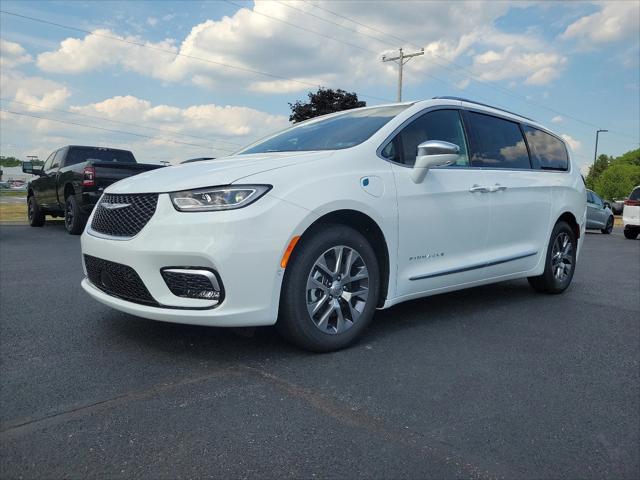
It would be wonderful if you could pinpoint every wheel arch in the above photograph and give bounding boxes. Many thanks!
[63,183,75,199]
[556,211,580,239]
[296,209,391,307]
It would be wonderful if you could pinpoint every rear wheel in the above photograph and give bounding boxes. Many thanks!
[601,216,613,234]
[528,221,577,294]
[64,195,86,235]
[27,196,45,227]
[277,224,380,352]
[624,227,639,239]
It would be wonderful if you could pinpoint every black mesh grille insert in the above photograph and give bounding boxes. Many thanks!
[84,255,158,306]
[161,269,223,302]
[90,193,158,237]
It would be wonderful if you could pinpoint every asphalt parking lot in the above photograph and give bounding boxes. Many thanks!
[1,223,638,479]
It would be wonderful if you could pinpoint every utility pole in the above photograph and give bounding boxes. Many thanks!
[593,129,608,163]
[382,47,424,102]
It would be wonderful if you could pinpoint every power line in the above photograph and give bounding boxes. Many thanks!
[0,9,391,103]
[0,98,241,149]
[300,1,639,142]
[1,109,226,151]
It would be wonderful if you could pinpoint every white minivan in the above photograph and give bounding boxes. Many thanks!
[81,97,587,351]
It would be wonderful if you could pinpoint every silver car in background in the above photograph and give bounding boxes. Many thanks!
[586,189,614,234]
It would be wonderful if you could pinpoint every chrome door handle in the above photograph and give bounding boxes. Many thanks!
[488,184,508,192]
[469,184,489,193]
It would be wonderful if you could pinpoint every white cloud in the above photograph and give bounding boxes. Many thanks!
[33,1,561,93]
[561,134,582,151]
[1,71,70,111]
[0,39,33,69]
[147,17,158,27]
[471,43,567,86]
[561,1,640,46]
[551,115,563,123]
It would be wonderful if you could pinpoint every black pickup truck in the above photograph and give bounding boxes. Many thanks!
[22,145,164,234]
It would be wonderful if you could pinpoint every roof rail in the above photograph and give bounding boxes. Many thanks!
[432,96,536,122]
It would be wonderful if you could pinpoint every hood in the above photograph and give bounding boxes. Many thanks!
[106,151,333,194]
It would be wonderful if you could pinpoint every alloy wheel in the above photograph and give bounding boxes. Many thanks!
[306,245,369,335]
[551,232,573,281]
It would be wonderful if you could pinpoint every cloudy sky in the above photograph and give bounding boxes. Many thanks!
[0,0,638,169]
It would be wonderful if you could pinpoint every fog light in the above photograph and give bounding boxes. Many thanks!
[161,268,224,304]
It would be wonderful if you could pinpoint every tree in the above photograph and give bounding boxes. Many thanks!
[585,154,611,190]
[594,161,640,200]
[289,88,365,123]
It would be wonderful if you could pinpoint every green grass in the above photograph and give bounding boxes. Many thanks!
[0,190,27,197]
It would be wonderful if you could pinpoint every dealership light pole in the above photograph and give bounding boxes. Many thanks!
[382,47,424,102]
[593,129,608,163]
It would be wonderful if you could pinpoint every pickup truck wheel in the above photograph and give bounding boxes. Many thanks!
[65,195,86,235]
[27,196,45,227]
[624,227,639,240]
[277,224,380,352]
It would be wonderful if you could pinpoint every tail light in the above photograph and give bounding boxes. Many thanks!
[82,166,96,186]
[624,199,640,206]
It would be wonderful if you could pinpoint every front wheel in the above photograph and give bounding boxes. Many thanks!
[528,221,577,294]
[64,195,86,235]
[277,224,380,352]
[27,196,45,227]
[601,216,613,234]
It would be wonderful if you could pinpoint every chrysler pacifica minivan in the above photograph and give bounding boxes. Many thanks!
[81,97,587,351]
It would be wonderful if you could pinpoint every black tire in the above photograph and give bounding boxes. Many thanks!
[277,224,380,352]
[27,196,45,227]
[601,216,614,234]
[64,195,86,235]
[528,221,577,294]
[624,227,639,240]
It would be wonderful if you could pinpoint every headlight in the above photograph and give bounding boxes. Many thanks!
[169,185,271,212]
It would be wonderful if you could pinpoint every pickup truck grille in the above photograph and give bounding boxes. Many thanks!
[84,255,158,306]
[91,193,158,237]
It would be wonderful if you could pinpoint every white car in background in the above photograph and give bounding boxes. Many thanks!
[81,97,586,351]
[623,185,640,239]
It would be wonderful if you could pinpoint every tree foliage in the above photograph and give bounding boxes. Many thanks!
[289,88,366,123]
[0,156,44,167]
[592,148,640,200]
[0,156,22,168]
[585,154,611,190]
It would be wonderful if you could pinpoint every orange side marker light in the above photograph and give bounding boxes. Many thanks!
[280,235,301,268]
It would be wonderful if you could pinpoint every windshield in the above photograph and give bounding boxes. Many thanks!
[237,105,410,154]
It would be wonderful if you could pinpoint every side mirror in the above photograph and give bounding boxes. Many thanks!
[411,140,460,184]
[22,162,33,174]
[603,201,610,209]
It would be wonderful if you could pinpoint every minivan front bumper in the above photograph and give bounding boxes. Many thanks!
[80,193,311,327]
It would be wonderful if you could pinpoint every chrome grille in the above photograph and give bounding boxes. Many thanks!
[84,255,158,306]
[90,193,158,237]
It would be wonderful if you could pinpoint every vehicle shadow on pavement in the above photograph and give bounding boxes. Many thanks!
[104,279,535,358]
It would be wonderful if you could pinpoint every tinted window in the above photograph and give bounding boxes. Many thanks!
[66,147,136,165]
[238,105,409,154]
[592,191,603,206]
[630,187,640,201]
[51,150,64,169]
[381,109,469,167]
[43,152,55,171]
[523,126,568,171]
[466,112,531,169]
[586,191,594,203]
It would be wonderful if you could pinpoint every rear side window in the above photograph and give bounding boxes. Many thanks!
[466,112,531,169]
[630,187,640,201]
[66,148,136,165]
[523,126,568,171]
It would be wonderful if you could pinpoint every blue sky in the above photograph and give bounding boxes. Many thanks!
[1,0,638,169]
